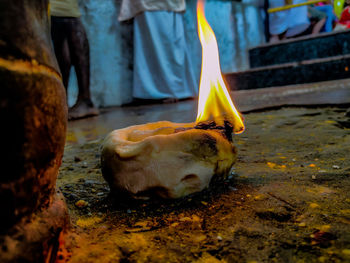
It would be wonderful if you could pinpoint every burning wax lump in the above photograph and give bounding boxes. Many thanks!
[101,121,237,199]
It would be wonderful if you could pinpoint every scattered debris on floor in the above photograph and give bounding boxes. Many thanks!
[58,107,350,263]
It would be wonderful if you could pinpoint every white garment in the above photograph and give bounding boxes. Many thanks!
[119,0,185,21]
[269,0,289,35]
[269,0,310,37]
[50,0,81,17]
[133,11,197,100]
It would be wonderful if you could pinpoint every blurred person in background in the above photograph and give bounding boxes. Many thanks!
[307,6,327,34]
[119,0,197,103]
[50,0,99,120]
[269,0,310,42]
[310,1,337,32]
[269,0,327,42]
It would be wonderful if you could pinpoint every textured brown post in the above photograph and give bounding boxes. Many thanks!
[0,0,69,261]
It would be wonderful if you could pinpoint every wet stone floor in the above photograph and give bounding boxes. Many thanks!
[58,106,350,263]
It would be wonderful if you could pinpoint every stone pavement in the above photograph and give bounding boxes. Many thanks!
[59,106,350,263]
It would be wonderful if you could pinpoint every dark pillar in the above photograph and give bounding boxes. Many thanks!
[0,0,69,261]
[264,0,270,42]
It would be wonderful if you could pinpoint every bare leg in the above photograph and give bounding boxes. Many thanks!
[269,35,280,43]
[269,31,286,43]
[67,18,99,120]
[51,17,72,95]
[312,18,326,34]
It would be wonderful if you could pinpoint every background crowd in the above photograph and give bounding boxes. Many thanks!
[49,0,350,120]
[269,0,350,42]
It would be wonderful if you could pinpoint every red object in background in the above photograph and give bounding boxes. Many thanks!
[339,7,350,27]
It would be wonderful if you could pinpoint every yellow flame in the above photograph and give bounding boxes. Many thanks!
[196,0,244,134]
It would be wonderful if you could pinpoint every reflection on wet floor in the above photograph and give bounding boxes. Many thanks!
[67,100,197,144]
[67,79,350,145]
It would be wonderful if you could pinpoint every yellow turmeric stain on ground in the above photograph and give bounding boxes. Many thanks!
[318,225,331,232]
[309,203,320,209]
[267,162,286,169]
[324,120,337,124]
[196,252,227,263]
[76,216,103,228]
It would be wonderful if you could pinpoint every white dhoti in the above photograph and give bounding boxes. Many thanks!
[132,11,197,100]
[269,0,310,37]
[269,0,289,35]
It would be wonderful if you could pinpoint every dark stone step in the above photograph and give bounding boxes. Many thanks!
[231,79,350,113]
[249,31,350,68]
[225,55,350,90]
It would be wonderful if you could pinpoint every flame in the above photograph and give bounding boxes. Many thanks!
[196,0,244,134]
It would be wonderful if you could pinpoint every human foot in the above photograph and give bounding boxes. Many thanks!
[162,98,179,104]
[68,100,99,120]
